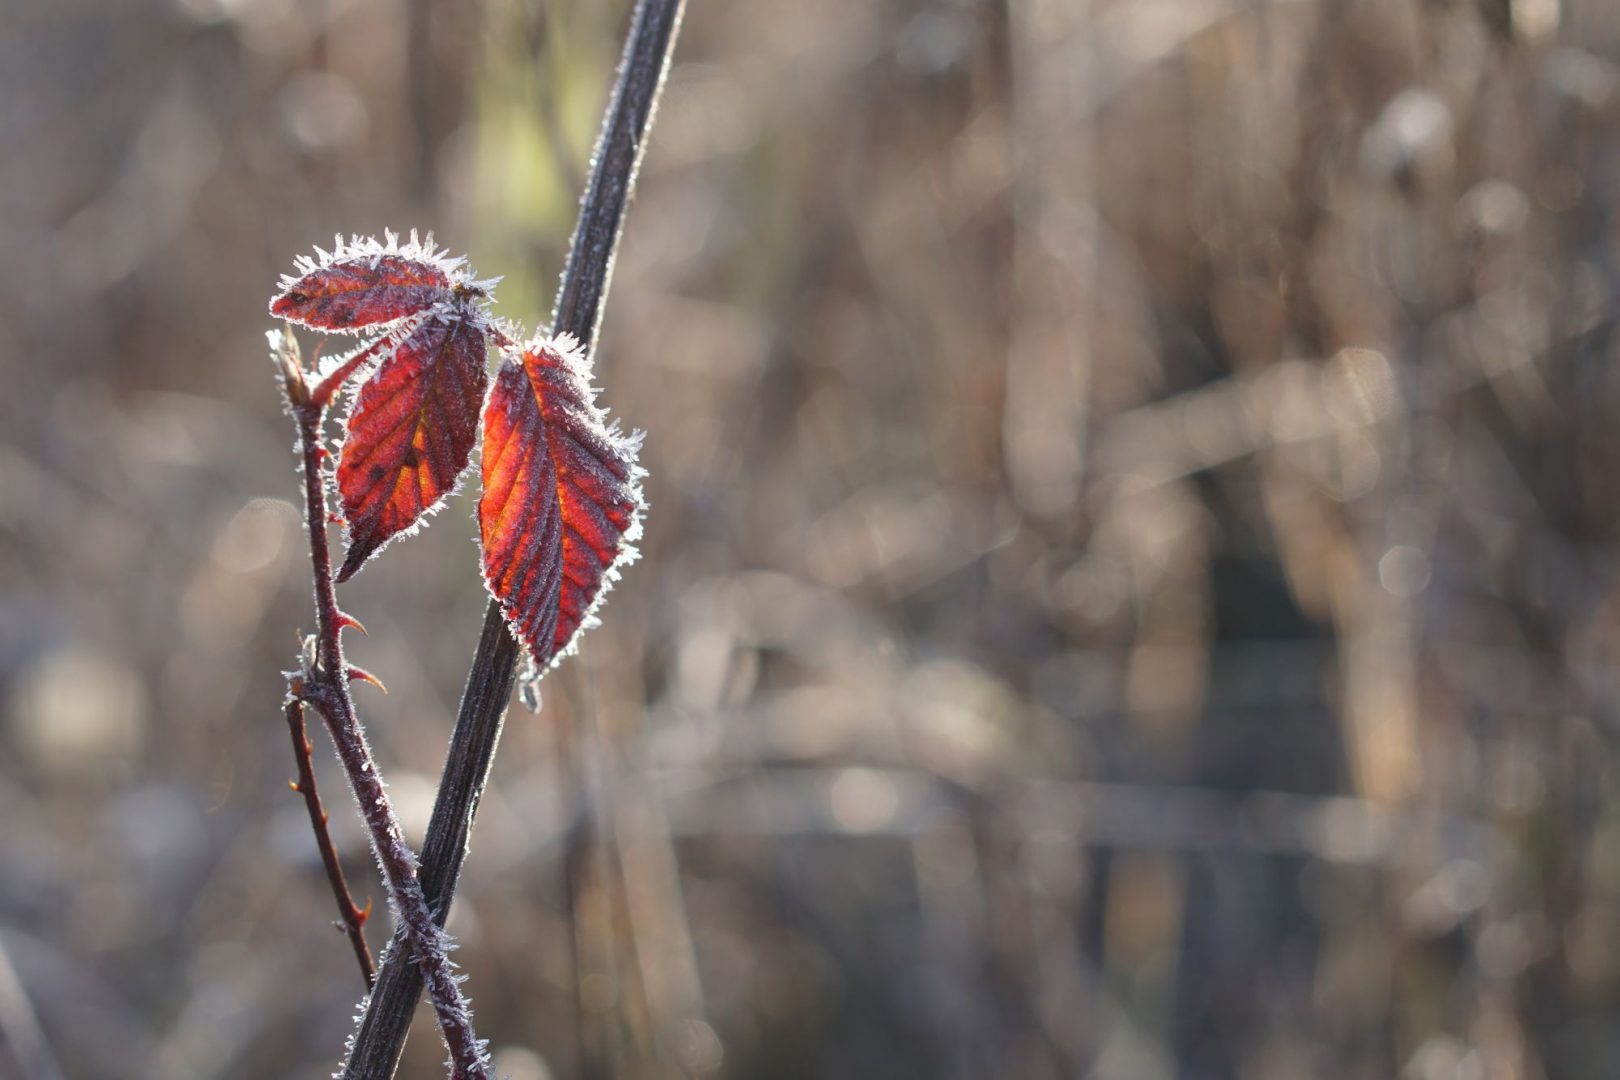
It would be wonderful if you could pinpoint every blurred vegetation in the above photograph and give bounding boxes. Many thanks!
[3,0,1620,1077]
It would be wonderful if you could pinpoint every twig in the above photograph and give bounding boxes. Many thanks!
[283,696,376,987]
[341,1,687,1075]
[285,397,490,1080]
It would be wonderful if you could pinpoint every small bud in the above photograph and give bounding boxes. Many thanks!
[269,327,310,407]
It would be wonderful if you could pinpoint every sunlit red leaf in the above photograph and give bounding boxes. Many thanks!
[270,232,466,333]
[479,336,643,669]
[335,314,489,582]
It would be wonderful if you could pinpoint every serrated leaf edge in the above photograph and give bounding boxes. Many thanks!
[480,332,647,674]
[271,229,501,336]
[332,312,492,579]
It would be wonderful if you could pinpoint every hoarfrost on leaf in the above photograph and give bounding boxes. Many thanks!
[478,333,645,673]
[270,230,476,334]
[334,313,489,581]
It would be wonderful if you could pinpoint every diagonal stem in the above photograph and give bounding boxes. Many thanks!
[341,1,687,1075]
[283,696,376,987]
[289,402,491,1080]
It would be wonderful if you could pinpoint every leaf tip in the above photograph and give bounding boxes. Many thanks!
[334,545,369,584]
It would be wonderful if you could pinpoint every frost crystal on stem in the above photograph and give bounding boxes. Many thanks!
[268,221,646,1079]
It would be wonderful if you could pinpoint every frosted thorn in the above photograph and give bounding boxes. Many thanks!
[334,610,369,637]
[347,665,388,695]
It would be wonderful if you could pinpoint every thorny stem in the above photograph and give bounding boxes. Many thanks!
[283,697,376,987]
[342,0,687,1075]
[288,403,490,1080]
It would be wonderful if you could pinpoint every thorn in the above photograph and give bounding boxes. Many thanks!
[315,446,331,464]
[334,610,368,637]
[358,897,374,925]
[327,511,345,525]
[289,779,302,794]
[347,665,388,695]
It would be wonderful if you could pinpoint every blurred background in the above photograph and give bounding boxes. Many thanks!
[3,0,1620,1077]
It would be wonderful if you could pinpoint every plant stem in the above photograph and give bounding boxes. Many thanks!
[283,696,376,987]
[289,404,490,1080]
[341,1,687,1075]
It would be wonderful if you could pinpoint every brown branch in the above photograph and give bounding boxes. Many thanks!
[281,381,491,1080]
[341,1,687,1075]
[283,696,376,987]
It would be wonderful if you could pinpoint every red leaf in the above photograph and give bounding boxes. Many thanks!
[335,314,489,582]
[270,232,466,333]
[479,336,643,669]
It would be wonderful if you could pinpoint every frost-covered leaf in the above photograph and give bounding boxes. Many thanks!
[270,230,467,333]
[479,335,643,669]
[335,314,488,581]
